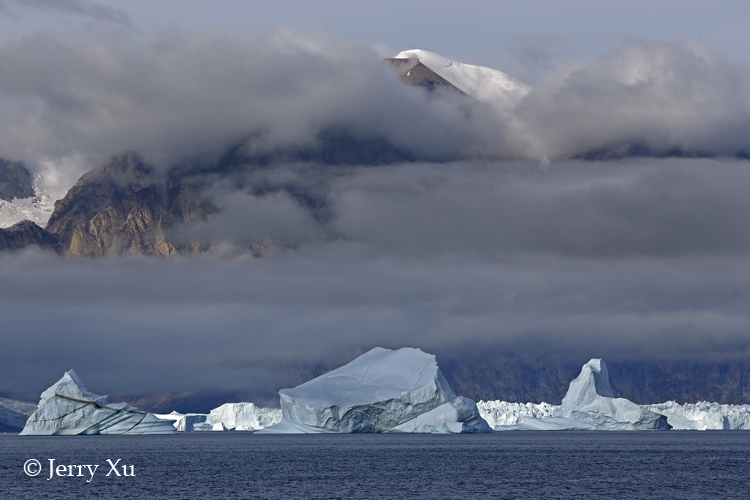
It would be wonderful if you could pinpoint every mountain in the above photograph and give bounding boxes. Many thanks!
[386,49,529,104]
[0,396,37,433]
[0,160,34,202]
[0,128,411,256]
[0,160,60,231]
[0,220,59,251]
[0,48,530,256]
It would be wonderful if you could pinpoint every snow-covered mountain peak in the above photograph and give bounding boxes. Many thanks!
[393,49,529,104]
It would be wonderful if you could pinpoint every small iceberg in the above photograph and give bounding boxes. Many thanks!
[263,347,491,433]
[156,403,282,432]
[20,370,176,435]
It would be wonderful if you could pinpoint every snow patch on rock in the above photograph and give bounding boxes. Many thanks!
[0,172,56,228]
[394,49,529,105]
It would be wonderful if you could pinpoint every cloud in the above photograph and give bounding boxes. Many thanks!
[2,0,131,25]
[204,157,750,259]
[2,30,750,403]
[0,30,749,201]
[2,158,750,401]
[511,39,750,159]
[0,27,480,176]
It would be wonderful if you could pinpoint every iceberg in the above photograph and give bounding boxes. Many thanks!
[155,403,282,432]
[155,411,212,432]
[483,359,671,431]
[208,403,282,431]
[20,370,176,435]
[644,401,750,430]
[477,401,559,428]
[264,347,491,433]
[556,359,671,430]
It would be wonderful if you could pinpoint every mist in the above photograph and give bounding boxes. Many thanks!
[1,28,750,404]
[0,29,749,193]
[2,158,750,402]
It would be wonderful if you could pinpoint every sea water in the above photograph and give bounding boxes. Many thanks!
[2,431,749,499]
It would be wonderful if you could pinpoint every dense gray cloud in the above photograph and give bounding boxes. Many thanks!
[1,244,749,401]
[196,158,750,259]
[2,158,750,401]
[512,39,750,159]
[0,27,479,180]
[1,30,749,194]
[3,0,132,26]
[2,29,750,404]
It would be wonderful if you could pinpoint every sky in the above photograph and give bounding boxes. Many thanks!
[1,0,749,403]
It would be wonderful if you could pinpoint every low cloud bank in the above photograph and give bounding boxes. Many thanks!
[2,158,750,400]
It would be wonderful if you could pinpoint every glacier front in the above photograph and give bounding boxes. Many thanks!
[265,347,491,433]
[20,370,176,435]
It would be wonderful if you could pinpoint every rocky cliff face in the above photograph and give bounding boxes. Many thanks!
[0,160,34,202]
[0,130,409,256]
[0,220,58,252]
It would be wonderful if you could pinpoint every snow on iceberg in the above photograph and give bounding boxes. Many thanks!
[643,401,750,430]
[265,347,491,433]
[20,370,176,435]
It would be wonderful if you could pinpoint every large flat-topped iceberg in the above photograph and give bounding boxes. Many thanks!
[20,370,176,435]
[268,347,490,433]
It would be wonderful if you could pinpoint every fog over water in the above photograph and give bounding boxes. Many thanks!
[0,27,749,402]
[2,159,750,401]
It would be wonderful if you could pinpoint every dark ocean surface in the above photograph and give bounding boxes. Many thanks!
[2,431,749,499]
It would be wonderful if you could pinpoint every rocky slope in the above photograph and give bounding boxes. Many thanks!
[0,130,409,257]
[0,220,59,251]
